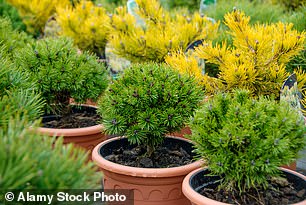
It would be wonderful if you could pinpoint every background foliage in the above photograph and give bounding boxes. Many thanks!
[0,0,26,31]
[5,0,70,36]
[57,1,111,58]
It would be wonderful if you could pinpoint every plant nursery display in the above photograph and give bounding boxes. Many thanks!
[56,1,111,59]
[0,0,305,204]
[5,0,70,36]
[108,0,219,63]
[15,36,109,152]
[183,90,306,204]
[93,63,204,205]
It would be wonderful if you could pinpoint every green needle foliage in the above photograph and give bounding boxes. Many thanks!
[204,0,285,25]
[0,17,33,59]
[282,5,306,32]
[0,0,26,31]
[0,46,44,127]
[94,0,126,12]
[190,90,306,193]
[286,49,306,73]
[98,63,203,156]
[0,89,44,127]
[271,0,306,11]
[0,117,101,189]
[16,37,109,115]
[161,0,200,12]
[203,0,286,46]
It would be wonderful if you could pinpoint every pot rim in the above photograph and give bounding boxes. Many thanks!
[182,167,306,205]
[36,104,104,137]
[92,136,203,178]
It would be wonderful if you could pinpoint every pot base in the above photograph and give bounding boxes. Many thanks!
[93,136,203,205]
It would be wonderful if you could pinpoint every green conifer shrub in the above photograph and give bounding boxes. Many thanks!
[16,37,109,115]
[98,63,203,156]
[0,117,101,189]
[190,90,306,193]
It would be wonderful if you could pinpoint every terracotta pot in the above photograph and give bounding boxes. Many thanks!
[182,167,306,205]
[37,105,106,157]
[282,162,297,171]
[92,136,203,205]
[169,126,192,138]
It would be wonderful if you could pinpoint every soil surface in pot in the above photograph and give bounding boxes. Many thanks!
[104,138,193,168]
[201,179,305,204]
[198,176,305,205]
[42,106,100,129]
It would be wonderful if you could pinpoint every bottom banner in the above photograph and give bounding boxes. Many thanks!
[0,189,134,205]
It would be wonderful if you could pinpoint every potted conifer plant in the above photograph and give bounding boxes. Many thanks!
[92,63,204,205]
[16,36,109,154]
[183,90,306,205]
[107,0,219,137]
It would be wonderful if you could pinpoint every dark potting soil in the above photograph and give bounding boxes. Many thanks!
[104,142,193,168]
[42,106,100,129]
[200,178,306,205]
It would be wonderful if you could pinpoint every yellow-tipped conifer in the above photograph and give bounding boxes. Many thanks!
[167,10,305,98]
[109,0,219,63]
[56,1,111,58]
[6,0,70,35]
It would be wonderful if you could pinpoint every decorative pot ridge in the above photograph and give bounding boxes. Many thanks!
[182,167,306,205]
[92,136,203,205]
[37,124,103,137]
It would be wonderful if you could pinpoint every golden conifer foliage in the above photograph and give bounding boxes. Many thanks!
[194,10,305,98]
[166,10,305,99]
[56,1,111,58]
[165,51,223,95]
[108,0,219,63]
[6,0,70,35]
